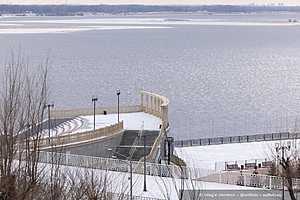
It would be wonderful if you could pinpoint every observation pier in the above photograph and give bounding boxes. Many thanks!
[37,91,171,163]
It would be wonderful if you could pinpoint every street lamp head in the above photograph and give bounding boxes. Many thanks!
[45,103,54,108]
[116,89,121,96]
[92,97,98,102]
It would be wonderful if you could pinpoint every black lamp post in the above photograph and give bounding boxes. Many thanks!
[143,132,147,192]
[276,142,291,200]
[46,103,54,143]
[107,148,132,200]
[167,137,174,165]
[92,97,98,131]
[116,89,121,123]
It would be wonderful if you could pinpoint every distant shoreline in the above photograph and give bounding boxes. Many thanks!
[1,4,300,17]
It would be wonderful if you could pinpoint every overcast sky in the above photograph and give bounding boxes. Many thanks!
[1,0,299,6]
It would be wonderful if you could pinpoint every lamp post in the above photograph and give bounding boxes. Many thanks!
[116,89,120,123]
[276,142,291,200]
[166,136,174,165]
[140,122,147,192]
[92,97,98,131]
[107,148,132,200]
[46,103,54,143]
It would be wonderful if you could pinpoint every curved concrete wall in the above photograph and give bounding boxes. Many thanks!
[38,121,123,148]
[140,91,170,162]
[51,105,142,119]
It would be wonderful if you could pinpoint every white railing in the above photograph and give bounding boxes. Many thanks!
[109,192,165,200]
[36,151,216,179]
[184,158,272,172]
[31,151,300,191]
[199,170,300,190]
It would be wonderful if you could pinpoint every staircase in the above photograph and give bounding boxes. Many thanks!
[115,130,159,161]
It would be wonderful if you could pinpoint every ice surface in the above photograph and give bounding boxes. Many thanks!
[0,26,170,34]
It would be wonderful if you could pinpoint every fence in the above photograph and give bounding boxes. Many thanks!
[175,131,300,148]
[199,170,300,190]
[36,152,300,191]
[224,158,272,171]
[36,151,216,180]
[109,193,165,200]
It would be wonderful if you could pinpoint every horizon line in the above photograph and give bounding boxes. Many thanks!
[0,3,299,6]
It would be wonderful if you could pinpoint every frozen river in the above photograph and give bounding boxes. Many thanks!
[1,12,300,139]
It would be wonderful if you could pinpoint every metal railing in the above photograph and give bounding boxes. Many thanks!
[36,151,216,180]
[200,170,300,190]
[109,193,165,200]
[36,152,300,191]
[175,132,300,147]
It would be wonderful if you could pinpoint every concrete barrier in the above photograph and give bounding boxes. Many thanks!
[52,105,142,119]
[140,91,170,162]
[27,121,124,149]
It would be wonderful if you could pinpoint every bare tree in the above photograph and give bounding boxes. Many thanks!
[269,140,300,200]
[0,52,135,200]
[0,52,48,200]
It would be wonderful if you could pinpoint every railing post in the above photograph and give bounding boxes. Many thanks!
[66,151,70,165]
[46,151,49,163]
[150,96,153,114]
[141,92,144,111]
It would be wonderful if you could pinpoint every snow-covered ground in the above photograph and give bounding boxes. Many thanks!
[43,112,161,138]
[81,112,161,131]
[175,139,298,170]
[39,162,259,200]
